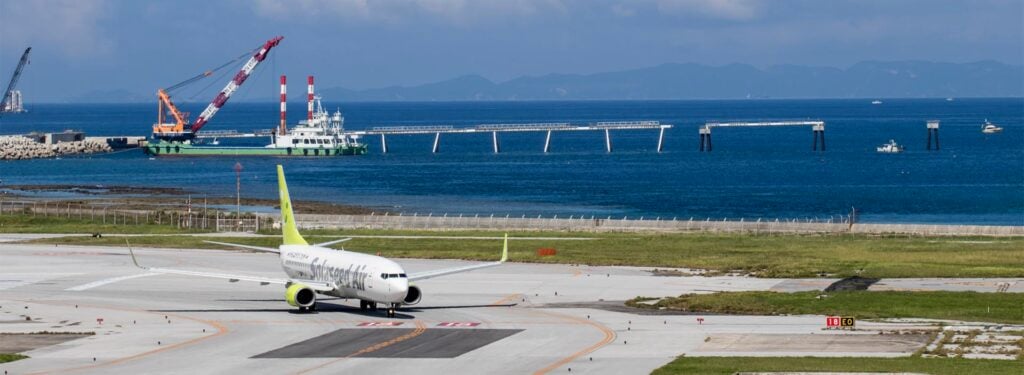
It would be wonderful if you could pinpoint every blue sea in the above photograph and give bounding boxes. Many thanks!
[1,99,1022,225]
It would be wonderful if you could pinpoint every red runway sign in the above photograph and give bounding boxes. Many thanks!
[437,322,481,327]
[358,321,403,327]
[826,316,855,328]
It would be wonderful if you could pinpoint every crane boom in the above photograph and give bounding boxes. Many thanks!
[1,47,31,114]
[190,36,283,133]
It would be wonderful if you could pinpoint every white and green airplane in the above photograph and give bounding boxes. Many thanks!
[129,165,508,317]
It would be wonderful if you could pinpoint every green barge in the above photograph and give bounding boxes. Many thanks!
[144,141,367,157]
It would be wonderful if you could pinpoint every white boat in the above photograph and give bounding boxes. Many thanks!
[871,100,882,105]
[981,119,1003,134]
[945,97,954,101]
[876,139,904,153]
[267,95,365,155]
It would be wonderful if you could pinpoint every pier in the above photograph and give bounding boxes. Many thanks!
[348,120,673,153]
[699,120,826,152]
[926,120,940,150]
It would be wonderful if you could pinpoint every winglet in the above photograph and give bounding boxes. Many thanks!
[500,233,508,262]
[277,165,308,246]
[126,239,145,269]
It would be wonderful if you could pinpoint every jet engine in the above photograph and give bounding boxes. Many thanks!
[285,283,316,308]
[403,285,422,305]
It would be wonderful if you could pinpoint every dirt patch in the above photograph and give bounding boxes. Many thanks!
[696,333,931,354]
[825,276,880,292]
[0,332,94,353]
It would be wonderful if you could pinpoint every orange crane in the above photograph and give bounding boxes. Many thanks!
[152,36,283,142]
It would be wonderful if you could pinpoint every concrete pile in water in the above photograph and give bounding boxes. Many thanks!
[0,136,112,160]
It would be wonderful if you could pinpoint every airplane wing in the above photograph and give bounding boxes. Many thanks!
[202,240,280,254]
[126,241,334,292]
[408,234,509,282]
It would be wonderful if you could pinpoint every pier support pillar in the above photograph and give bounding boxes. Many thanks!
[812,124,825,152]
[381,134,388,154]
[604,129,613,153]
[926,120,940,150]
[492,131,500,153]
[432,132,441,153]
[657,127,665,153]
[699,127,711,152]
[544,130,552,153]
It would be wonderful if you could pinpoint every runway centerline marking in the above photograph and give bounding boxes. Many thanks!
[293,320,427,375]
[65,273,157,291]
[531,310,616,375]
[489,293,522,306]
[16,300,229,375]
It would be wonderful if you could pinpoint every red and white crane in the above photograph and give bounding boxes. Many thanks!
[152,36,283,142]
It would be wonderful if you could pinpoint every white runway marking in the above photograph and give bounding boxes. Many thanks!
[0,273,79,290]
[65,273,157,291]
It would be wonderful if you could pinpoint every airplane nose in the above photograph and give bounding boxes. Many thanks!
[390,279,408,301]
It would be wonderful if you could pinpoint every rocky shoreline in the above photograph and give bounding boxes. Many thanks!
[0,136,112,160]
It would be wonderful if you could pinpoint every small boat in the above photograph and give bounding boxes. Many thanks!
[871,100,883,105]
[945,97,954,101]
[876,139,904,153]
[981,119,1003,134]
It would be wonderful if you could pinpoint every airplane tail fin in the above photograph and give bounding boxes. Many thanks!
[277,165,308,246]
[500,233,508,262]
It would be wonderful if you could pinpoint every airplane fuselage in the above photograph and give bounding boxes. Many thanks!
[279,245,409,303]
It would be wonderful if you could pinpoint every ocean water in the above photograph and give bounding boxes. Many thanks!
[1,99,1022,225]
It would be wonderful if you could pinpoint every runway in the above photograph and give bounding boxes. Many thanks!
[1,243,1020,374]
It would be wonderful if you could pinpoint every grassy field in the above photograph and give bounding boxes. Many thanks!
[26,228,1024,278]
[0,353,28,363]
[652,356,1021,375]
[628,291,1024,324]
[0,213,209,234]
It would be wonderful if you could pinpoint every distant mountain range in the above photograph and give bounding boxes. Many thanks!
[70,60,1023,103]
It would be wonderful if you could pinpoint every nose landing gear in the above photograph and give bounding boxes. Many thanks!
[387,303,399,318]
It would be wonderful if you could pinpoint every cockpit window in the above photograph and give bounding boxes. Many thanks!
[399,273,407,278]
[381,273,388,279]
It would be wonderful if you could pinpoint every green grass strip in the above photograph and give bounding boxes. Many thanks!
[26,229,1024,278]
[631,291,1024,324]
[653,356,1022,375]
[0,353,28,363]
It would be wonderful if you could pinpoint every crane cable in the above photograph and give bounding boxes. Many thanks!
[165,47,257,94]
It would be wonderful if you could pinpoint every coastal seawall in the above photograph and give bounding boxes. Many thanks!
[294,213,1024,237]
[0,135,112,160]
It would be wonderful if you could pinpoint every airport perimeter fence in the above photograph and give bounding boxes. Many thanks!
[3,199,1021,237]
[292,212,1024,237]
[0,200,273,233]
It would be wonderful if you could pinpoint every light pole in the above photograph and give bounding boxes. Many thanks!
[234,162,243,227]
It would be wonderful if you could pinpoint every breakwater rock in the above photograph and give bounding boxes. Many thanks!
[0,136,113,160]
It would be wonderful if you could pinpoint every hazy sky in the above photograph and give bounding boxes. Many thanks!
[2,0,1022,101]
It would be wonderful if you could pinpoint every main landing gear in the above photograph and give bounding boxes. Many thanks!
[297,303,317,313]
[359,300,377,311]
